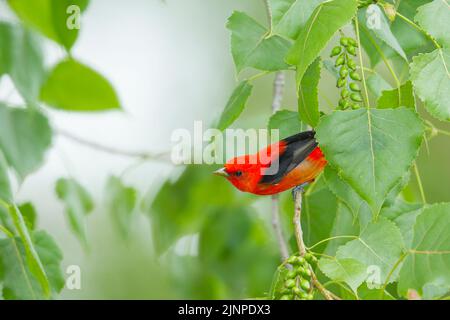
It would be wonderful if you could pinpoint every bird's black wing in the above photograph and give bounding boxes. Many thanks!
[259,131,318,184]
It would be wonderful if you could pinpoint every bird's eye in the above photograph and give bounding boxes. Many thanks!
[235,171,242,177]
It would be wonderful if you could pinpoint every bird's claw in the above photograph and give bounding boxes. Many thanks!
[291,183,308,200]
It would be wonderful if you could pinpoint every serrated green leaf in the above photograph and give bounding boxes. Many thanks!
[40,59,120,111]
[336,217,405,288]
[227,11,291,73]
[286,0,358,84]
[364,4,407,61]
[415,0,450,48]
[8,0,89,50]
[0,104,52,179]
[217,80,253,130]
[267,109,305,140]
[318,258,367,292]
[316,108,424,215]
[0,230,63,299]
[367,74,393,98]
[104,176,138,239]
[398,203,450,299]
[410,48,450,121]
[0,22,45,104]
[298,57,321,127]
[381,199,423,248]
[377,81,415,109]
[55,178,94,246]
[268,0,325,39]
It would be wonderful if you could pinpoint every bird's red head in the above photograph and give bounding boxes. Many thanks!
[214,155,263,193]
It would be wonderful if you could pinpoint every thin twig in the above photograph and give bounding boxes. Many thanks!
[57,128,172,162]
[270,72,290,261]
[413,162,426,203]
[293,190,337,300]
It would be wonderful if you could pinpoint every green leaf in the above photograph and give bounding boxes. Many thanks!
[104,176,138,239]
[40,59,120,111]
[316,108,424,215]
[268,264,289,299]
[336,217,405,288]
[268,0,324,39]
[18,202,37,232]
[8,0,89,50]
[381,199,423,248]
[267,109,305,140]
[217,80,253,130]
[376,81,415,109]
[398,203,450,299]
[286,0,358,84]
[364,4,407,61]
[0,22,45,103]
[0,104,52,179]
[410,48,450,121]
[0,153,12,203]
[415,0,450,48]
[367,74,393,98]
[227,11,291,73]
[55,178,94,246]
[298,57,321,127]
[318,258,367,293]
[6,205,51,298]
[0,230,64,299]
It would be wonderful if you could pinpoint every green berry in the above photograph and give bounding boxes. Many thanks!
[306,293,314,300]
[340,37,349,47]
[300,279,311,291]
[280,295,292,300]
[351,103,361,109]
[347,45,357,56]
[301,268,312,278]
[285,279,296,289]
[287,270,297,279]
[349,82,361,91]
[305,253,314,262]
[330,46,342,57]
[335,54,345,66]
[287,256,297,265]
[296,256,307,265]
[299,292,309,300]
[347,59,356,70]
[337,77,346,88]
[338,98,349,109]
[339,67,348,78]
[341,88,350,98]
[292,287,302,296]
[348,38,358,47]
[350,71,361,80]
[296,266,306,276]
[350,93,363,102]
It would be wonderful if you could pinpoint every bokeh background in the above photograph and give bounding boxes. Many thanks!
[0,0,449,299]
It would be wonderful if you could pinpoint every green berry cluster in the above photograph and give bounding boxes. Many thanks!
[277,253,318,300]
[331,36,363,110]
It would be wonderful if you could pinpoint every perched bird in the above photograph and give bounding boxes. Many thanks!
[214,131,327,195]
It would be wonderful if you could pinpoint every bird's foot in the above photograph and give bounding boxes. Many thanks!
[291,183,309,200]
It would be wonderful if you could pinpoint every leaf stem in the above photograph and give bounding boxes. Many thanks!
[57,128,172,162]
[380,251,409,299]
[354,18,370,108]
[395,11,441,49]
[263,0,273,34]
[413,162,426,203]
[307,235,358,250]
[293,190,338,300]
[0,224,14,238]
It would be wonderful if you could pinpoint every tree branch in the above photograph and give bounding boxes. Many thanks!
[293,189,339,300]
[270,72,290,261]
[57,128,171,162]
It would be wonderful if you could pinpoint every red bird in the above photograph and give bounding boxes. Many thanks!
[214,131,327,195]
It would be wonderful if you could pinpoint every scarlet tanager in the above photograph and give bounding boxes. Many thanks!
[214,131,327,195]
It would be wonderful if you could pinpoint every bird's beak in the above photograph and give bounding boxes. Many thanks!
[213,167,229,177]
